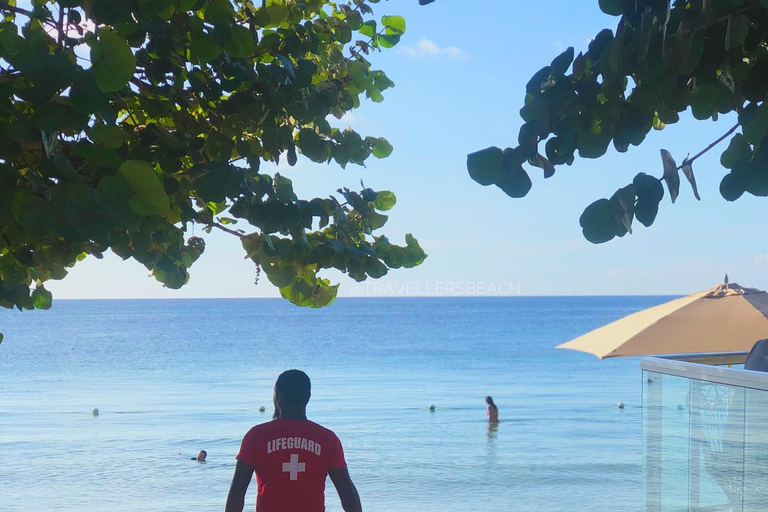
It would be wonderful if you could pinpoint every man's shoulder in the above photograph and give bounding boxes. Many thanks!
[302,420,342,443]
[244,420,279,438]
[304,420,336,434]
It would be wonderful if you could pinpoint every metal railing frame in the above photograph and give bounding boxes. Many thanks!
[641,352,768,392]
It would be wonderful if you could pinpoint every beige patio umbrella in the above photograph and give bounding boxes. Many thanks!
[557,276,768,359]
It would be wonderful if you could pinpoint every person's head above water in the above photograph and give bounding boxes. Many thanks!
[485,396,497,408]
[197,450,207,461]
[273,369,311,420]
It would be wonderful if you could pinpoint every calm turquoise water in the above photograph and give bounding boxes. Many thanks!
[0,296,671,512]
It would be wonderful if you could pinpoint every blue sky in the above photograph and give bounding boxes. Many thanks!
[47,0,768,299]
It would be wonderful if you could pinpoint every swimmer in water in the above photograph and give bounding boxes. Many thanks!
[485,396,499,424]
[192,450,207,462]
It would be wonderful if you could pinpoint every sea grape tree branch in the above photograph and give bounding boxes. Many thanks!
[0,2,33,17]
[468,0,768,245]
[0,0,428,321]
[679,123,740,171]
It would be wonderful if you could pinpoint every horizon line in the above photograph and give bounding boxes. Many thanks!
[40,294,684,301]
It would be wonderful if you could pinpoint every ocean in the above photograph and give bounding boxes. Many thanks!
[0,296,671,512]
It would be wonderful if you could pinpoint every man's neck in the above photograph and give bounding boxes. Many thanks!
[278,408,307,420]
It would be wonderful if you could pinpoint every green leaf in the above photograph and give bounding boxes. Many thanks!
[550,47,574,78]
[298,128,331,163]
[378,33,401,48]
[493,146,531,197]
[633,172,664,227]
[610,184,636,234]
[138,0,173,17]
[294,59,318,87]
[279,277,338,308]
[266,5,289,25]
[660,149,680,204]
[225,24,254,58]
[30,103,87,133]
[608,25,626,73]
[528,153,555,178]
[373,190,396,211]
[117,160,171,217]
[403,233,427,268]
[95,175,137,226]
[53,153,86,182]
[359,20,377,38]
[364,257,388,278]
[681,158,700,201]
[576,118,612,158]
[598,0,623,15]
[0,22,25,56]
[743,105,768,144]
[690,84,718,120]
[579,198,622,244]
[190,30,222,64]
[70,74,112,114]
[467,146,503,186]
[369,210,388,229]
[720,172,745,201]
[75,144,124,169]
[91,30,136,93]
[274,174,295,202]
[31,285,52,310]
[152,257,188,289]
[725,14,750,51]
[368,137,393,158]
[204,0,234,26]
[381,15,406,35]
[496,166,532,198]
[264,262,296,288]
[89,124,128,149]
[721,134,752,169]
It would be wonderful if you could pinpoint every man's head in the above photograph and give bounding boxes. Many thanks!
[197,450,207,461]
[273,369,311,417]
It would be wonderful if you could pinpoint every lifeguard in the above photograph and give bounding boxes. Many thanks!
[225,370,362,512]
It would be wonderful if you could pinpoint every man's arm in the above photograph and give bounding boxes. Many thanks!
[225,460,255,512]
[328,466,362,512]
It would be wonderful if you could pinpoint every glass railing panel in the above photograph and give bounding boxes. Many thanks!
[643,371,691,512]
[643,370,662,512]
[690,380,745,512]
[743,386,768,511]
[640,358,768,512]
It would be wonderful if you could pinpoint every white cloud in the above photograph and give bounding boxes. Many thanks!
[398,38,470,60]
[325,111,359,130]
[607,267,633,278]
[755,254,768,265]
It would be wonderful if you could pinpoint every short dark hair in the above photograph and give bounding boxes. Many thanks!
[200,450,207,456]
[275,369,311,407]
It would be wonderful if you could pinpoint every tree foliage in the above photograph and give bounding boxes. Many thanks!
[468,0,768,244]
[0,0,427,320]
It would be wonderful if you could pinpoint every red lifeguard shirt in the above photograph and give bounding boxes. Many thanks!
[236,418,347,512]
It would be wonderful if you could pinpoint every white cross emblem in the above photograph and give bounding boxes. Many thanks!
[282,453,306,481]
